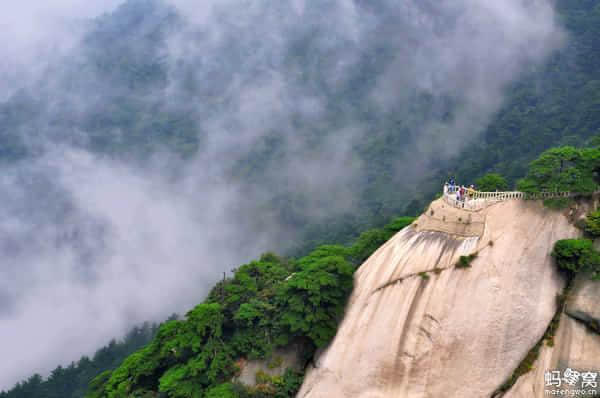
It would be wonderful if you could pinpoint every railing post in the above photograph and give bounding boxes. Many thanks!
[439,187,564,210]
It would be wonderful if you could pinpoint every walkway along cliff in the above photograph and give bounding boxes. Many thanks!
[297,193,600,397]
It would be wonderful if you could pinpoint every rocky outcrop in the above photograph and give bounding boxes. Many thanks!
[297,199,580,398]
[566,273,600,332]
[415,199,485,237]
[504,276,600,398]
[235,344,304,386]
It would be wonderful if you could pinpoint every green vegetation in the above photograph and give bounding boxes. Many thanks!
[2,215,414,398]
[495,339,543,394]
[266,357,283,370]
[4,0,600,395]
[584,210,600,237]
[552,239,600,279]
[0,323,160,398]
[84,216,414,398]
[245,369,303,397]
[205,383,238,398]
[455,254,477,269]
[443,0,600,206]
[544,291,571,348]
[508,142,600,207]
[347,217,415,265]
[517,146,600,195]
[1,0,599,254]
[475,173,508,192]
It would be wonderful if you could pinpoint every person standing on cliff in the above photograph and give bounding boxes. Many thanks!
[467,184,476,199]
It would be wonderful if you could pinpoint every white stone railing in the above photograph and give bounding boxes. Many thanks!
[442,190,575,211]
[471,191,525,200]
[443,193,487,211]
[471,191,574,200]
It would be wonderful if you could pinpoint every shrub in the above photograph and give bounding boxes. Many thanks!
[383,217,415,233]
[267,356,283,369]
[475,173,508,192]
[517,146,600,197]
[348,217,415,265]
[552,239,600,280]
[552,239,600,276]
[543,197,572,209]
[585,211,600,237]
[255,370,271,385]
[277,249,354,348]
[456,254,477,268]
[205,383,238,398]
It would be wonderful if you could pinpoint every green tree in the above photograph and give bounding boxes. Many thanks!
[2,323,158,398]
[205,383,238,398]
[84,213,416,397]
[517,146,599,194]
[584,211,600,237]
[475,173,508,192]
[552,239,600,277]
[277,247,354,348]
[348,217,415,265]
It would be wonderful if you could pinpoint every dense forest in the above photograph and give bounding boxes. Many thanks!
[9,138,600,397]
[80,139,600,398]
[85,216,414,397]
[2,217,414,397]
[0,0,597,251]
[0,323,159,398]
[437,1,600,199]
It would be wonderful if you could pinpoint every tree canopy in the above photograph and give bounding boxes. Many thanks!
[475,173,509,192]
[517,146,600,194]
[552,239,600,280]
[0,323,159,398]
[85,216,414,397]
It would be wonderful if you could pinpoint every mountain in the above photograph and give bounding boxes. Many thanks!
[71,147,600,397]
[1,0,600,395]
[83,217,416,397]
[441,0,600,193]
[0,0,598,251]
[299,197,598,397]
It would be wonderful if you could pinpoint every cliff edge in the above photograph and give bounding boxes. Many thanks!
[297,198,586,397]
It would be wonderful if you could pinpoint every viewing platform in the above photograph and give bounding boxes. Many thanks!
[416,188,575,238]
[442,188,573,212]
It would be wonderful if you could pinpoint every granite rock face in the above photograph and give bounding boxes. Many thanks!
[566,274,600,331]
[297,199,580,398]
[236,344,304,386]
[505,275,600,398]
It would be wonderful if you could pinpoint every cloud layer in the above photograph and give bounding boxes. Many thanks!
[0,0,564,389]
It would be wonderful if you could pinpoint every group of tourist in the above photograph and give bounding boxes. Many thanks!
[444,178,477,202]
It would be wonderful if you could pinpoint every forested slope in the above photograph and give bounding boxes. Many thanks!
[84,218,414,397]
[0,0,598,250]
[0,217,413,397]
[438,1,600,193]
[0,323,159,398]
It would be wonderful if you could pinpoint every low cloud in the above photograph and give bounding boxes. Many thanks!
[0,0,565,389]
